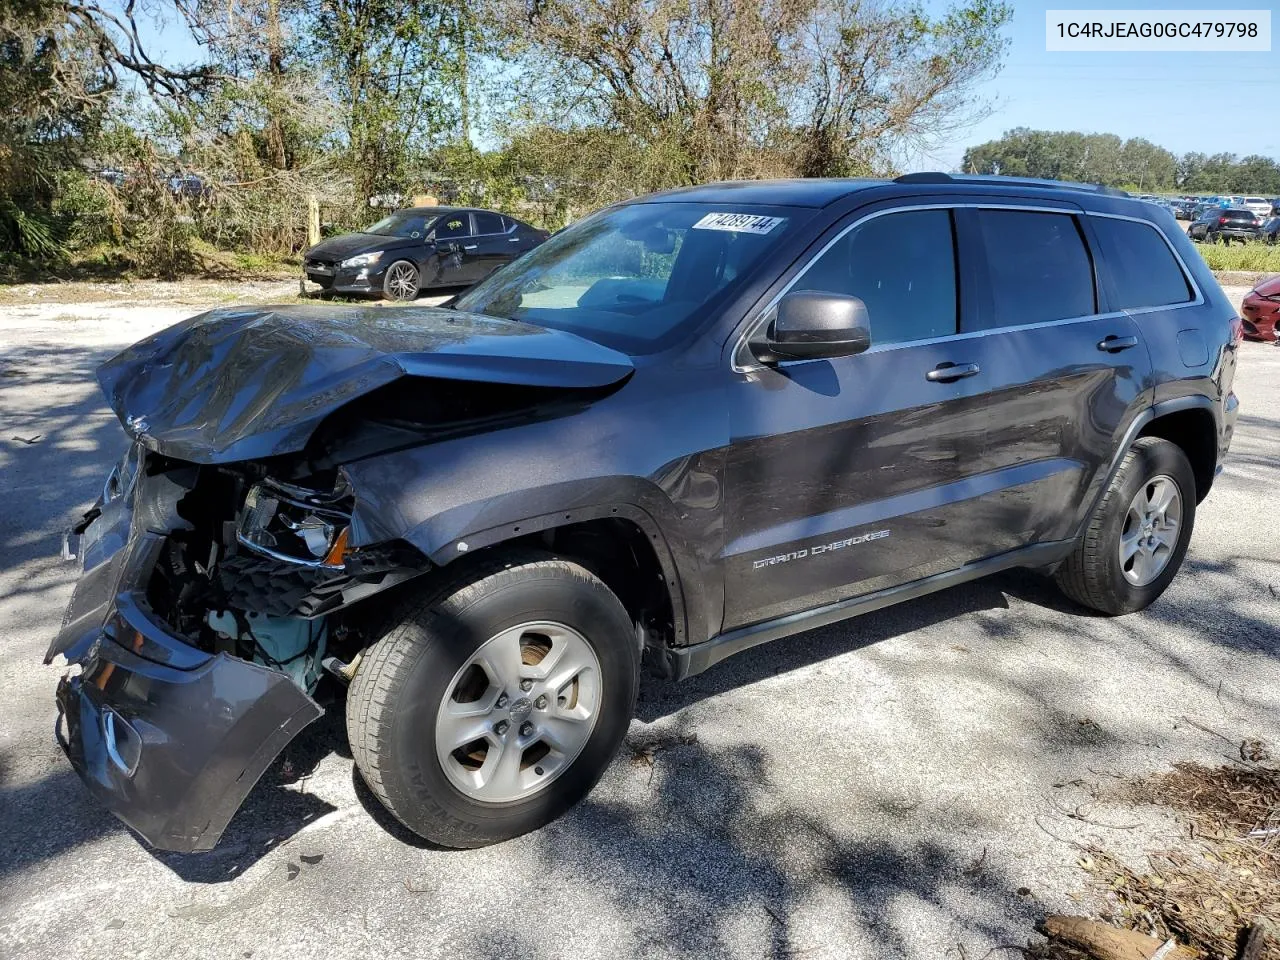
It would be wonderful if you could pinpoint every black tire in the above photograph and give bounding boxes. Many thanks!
[381,259,420,301]
[1055,437,1196,616]
[346,554,640,848]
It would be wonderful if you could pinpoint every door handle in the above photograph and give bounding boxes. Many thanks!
[462,244,478,251]
[1097,334,1139,352]
[509,237,521,242]
[925,362,980,382]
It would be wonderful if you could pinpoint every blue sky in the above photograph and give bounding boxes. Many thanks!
[124,0,1277,169]
[912,0,1278,171]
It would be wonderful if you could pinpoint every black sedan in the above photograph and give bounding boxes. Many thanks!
[1187,207,1262,245]
[302,207,549,300]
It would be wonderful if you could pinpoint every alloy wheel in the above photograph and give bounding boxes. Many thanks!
[386,262,418,300]
[1119,475,1182,586]
[434,621,602,803]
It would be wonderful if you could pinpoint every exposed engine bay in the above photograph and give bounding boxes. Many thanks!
[130,454,428,693]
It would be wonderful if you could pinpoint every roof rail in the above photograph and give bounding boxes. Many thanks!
[894,172,1130,199]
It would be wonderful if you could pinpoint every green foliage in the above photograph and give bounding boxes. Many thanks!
[311,0,462,200]
[0,200,64,258]
[6,0,1276,282]
[1194,241,1280,274]
[494,0,1011,185]
[964,129,1280,194]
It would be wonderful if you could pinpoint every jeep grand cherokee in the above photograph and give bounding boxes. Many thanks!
[48,174,1239,850]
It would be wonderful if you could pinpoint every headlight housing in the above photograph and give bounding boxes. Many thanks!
[237,478,352,568]
[340,252,383,268]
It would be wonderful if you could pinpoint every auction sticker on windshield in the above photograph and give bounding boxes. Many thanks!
[692,213,787,234]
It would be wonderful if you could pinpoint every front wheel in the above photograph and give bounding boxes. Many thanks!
[1055,437,1196,615]
[382,260,420,301]
[346,555,640,848]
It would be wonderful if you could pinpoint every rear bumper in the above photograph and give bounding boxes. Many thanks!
[50,455,323,852]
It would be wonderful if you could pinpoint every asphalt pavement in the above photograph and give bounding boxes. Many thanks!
[0,290,1277,960]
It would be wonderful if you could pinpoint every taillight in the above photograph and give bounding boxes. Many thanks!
[1230,316,1244,344]
[1219,217,1229,224]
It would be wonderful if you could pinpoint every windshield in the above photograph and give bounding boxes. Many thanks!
[365,211,438,239]
[453,201,808,354]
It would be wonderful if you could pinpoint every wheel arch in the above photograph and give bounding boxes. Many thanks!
[406,498,697,650]
[1137,404,1219,503]
[1073,395,1222,543]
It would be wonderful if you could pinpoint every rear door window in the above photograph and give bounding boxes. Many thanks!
[473,212,504,235]
[971,210,1095,329]
[792,209,958,346]
[1090,217,1193,310]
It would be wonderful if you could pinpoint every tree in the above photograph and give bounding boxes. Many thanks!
[0,0,114,252]
[493,0,1011,185]
[311,0,461,202]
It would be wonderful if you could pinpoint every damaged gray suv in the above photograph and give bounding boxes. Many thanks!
[48,175,1240,851]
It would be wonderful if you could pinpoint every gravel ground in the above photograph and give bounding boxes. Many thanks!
[0,286,1276,960]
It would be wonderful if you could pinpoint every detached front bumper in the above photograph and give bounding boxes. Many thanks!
[49,454,323,852]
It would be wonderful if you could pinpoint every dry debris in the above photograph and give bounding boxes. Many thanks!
[1069,760,1280,960]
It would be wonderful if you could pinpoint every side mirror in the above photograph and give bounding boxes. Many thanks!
[750,291,871,363]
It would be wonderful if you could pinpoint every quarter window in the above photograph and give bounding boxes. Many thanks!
[791,209,958,346]
[972,210,1095,329]
[1090,217,1192,309]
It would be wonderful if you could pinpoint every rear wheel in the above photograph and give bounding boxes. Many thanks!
[1055,437,1196,615]
[346,554,640,848]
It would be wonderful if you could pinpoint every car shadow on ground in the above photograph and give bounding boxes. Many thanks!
[297,285,469,305]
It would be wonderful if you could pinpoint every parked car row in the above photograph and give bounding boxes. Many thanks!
[1168,196,1280,221]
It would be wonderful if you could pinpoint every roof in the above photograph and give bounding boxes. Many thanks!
[629,173,1146,209]
[635,179,891,208]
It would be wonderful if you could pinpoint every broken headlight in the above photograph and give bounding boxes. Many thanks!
[236,477,352,568]
[103,443,144,504]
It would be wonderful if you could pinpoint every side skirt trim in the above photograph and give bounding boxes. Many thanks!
[669,539,1073,679]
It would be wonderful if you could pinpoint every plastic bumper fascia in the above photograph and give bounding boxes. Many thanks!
[55,599,323,852]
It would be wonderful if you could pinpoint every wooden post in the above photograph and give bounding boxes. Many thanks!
[307,195,320,248]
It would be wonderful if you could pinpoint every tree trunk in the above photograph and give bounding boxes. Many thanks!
[264,0,288,170]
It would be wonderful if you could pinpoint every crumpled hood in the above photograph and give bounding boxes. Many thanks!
[97,304,634,463]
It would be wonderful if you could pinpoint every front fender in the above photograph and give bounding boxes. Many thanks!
[341,378,730,644]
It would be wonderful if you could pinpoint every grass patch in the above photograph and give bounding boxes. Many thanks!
[1192,241,1280,274]
[0,243,299,284]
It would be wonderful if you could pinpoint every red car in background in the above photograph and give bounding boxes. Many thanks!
[1242,276,1280,341]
